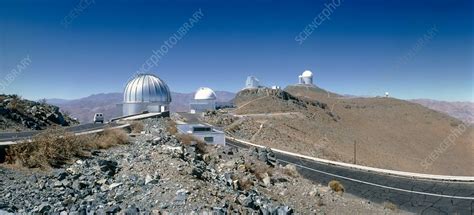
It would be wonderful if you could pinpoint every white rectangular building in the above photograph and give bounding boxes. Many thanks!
[176,123,225,145]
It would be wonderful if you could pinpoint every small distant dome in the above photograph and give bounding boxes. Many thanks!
[301,70,313,77]
[194,87,217,100]
[123,73,172,103]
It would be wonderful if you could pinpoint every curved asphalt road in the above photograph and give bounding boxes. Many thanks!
[0,123,119,143]
[227,140,474,215]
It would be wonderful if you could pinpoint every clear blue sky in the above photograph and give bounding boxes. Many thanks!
[0,0,472,101]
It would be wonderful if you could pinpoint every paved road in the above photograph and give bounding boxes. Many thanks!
[0,123,119,142]
[231,112,305,118]
[226,140,474,214]
[0,110,165,143]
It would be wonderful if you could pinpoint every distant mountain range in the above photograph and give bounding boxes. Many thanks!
[47,93,123,123]
[47,91,473,125]
[47,91,236,123]
[409,99,473,124]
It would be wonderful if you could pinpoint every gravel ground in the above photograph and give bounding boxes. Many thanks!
[0,118,400,214]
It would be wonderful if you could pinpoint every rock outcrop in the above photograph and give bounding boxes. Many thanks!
[0,94,78,131]
[234,88,329,113]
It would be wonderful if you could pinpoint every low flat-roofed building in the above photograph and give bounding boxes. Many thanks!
[176,123,225,145]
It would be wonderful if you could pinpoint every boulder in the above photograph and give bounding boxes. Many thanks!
[37,203,51,213]
[252,147,278,166]
[144,173,160,185]
[98,160,119,176]
[174,189,190,205]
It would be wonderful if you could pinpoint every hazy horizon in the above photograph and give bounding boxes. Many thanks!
[37,89,474,104]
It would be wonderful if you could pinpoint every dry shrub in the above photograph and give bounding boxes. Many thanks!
[328,180,345,193]
[248,162,273,180]
[450,121,461,127]
[166,120,178,135]
[6,96,24,112]
[6,129,84,169]
[225,122,241,133]
[316,197,325,207]
[84,128,129,149]
[176,134,207,154]
[6,128,129,169]
[238,177,254,191]
[101,129,129,145]
[383,201,398,211]
[282,164,299,178]
[176,133,196,144]
[130,121,145,133]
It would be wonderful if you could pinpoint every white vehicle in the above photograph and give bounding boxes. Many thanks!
[93,113,104,124]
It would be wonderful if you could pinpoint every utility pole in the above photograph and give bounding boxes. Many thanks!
[353,140,357,164]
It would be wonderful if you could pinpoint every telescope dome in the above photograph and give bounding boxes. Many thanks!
[301,70,313,78]
[194,87,217,100]
[123,73,172,103]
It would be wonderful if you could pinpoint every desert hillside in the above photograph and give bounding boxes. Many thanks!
[213,86,473,176]
[0,94,78,131]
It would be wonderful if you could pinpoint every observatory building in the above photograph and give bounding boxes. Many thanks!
[122,73,172,116]
[244,76,260,89]
[177,123,225,145]
[190,87,217,113]
[298,70,314,85]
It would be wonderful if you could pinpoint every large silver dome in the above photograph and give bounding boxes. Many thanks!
[123,73,172,103]
[122,73,172,116]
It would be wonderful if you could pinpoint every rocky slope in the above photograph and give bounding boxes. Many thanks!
[0,94,78,131]
[207,86,474,176]
[0,119,398,214]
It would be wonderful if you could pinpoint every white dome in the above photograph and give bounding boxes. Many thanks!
[194,87,217,100]
[123,73,172,103]
[301,70,313,78]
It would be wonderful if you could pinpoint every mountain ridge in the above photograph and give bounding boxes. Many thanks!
[409,99,473,124]
[46,89,473,125]
[47,91,236,123]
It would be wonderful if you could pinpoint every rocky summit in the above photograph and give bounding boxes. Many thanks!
[0,119,395,214]
[0,94,78,131]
